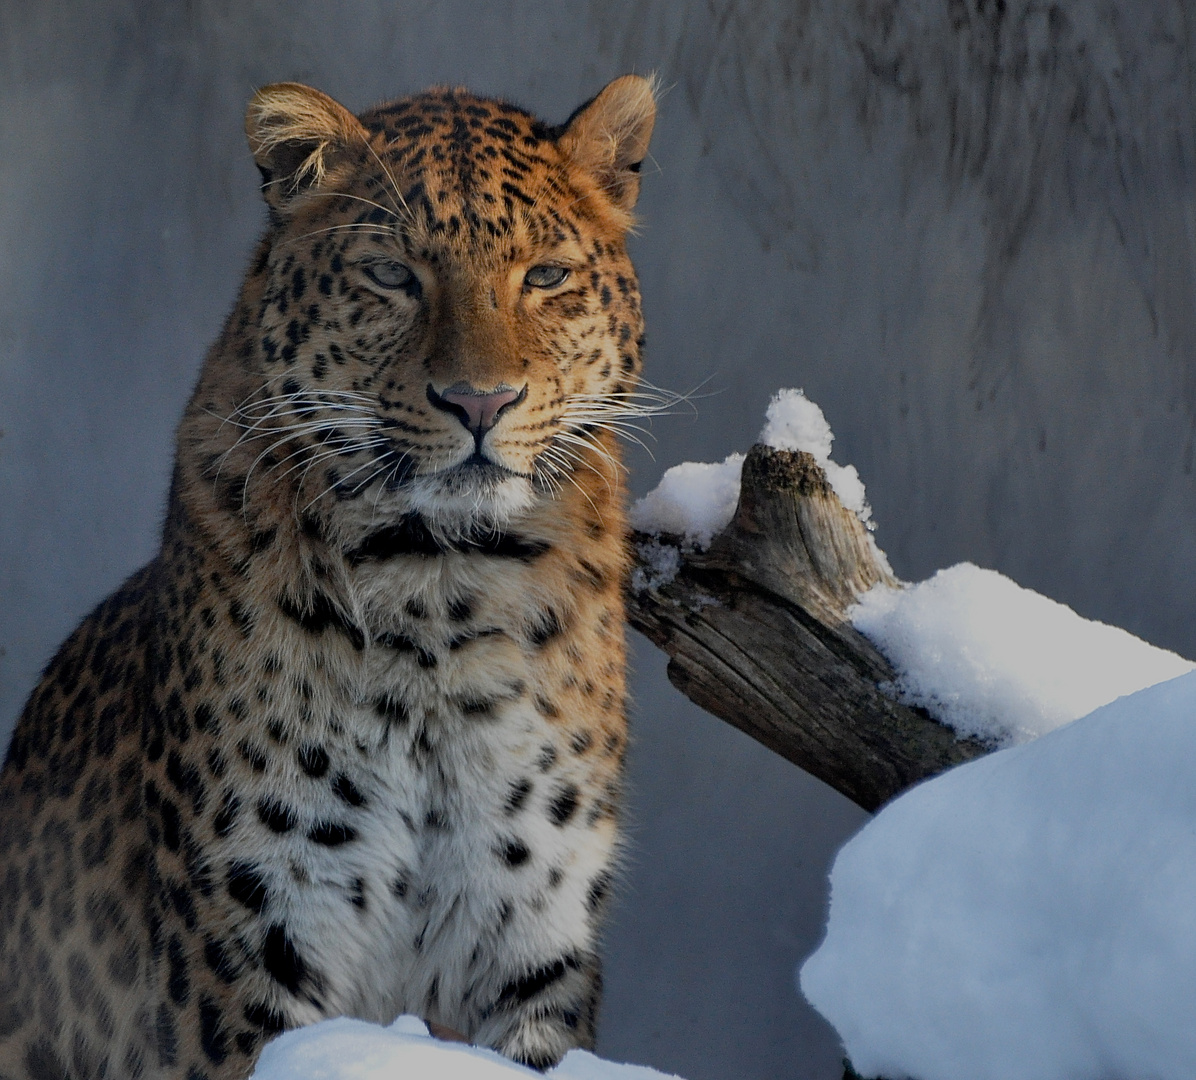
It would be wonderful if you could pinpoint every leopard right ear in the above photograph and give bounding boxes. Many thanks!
[245,83,370,213]
[558,74,657,216]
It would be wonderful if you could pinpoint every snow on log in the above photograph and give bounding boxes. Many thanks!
[626,442,988,812]
[626,388,1195,812]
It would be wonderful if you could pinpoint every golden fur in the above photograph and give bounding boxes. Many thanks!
[0,76,656,1078]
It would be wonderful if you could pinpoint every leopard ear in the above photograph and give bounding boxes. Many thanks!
[245,83,370,213]
[559,74,657,214]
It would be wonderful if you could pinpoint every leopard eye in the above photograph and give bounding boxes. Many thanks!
[363,260,415,290]
[524,265,570,290]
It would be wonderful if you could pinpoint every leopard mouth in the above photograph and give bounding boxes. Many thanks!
[437,451,533,486]
[387,451,538,531]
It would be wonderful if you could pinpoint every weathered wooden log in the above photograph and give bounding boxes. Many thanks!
[627,445,990,812]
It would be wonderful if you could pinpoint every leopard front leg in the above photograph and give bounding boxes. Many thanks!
[472,950,603,1070]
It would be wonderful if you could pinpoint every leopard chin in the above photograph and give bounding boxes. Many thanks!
[400,465,539,534]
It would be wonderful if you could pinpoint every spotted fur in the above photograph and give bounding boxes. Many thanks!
[0,75,656,1078]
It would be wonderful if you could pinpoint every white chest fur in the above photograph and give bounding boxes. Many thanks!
[217,547,618,1034]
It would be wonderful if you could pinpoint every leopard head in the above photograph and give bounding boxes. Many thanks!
[192,77,656,544]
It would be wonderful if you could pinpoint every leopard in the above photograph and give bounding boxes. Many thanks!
[0,73,656,1079]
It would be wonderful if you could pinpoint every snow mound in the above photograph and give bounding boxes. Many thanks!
[251,1015,685,1080]
[759,389,870,521]
[851,563,1194,744]
[630,389,868,548]
[800,669,1196,1080]
[628,453,745,549]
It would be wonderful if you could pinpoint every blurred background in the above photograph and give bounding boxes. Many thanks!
[2,2,1194,1077]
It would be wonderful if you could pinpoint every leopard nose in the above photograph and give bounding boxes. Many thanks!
[427,383,527,435]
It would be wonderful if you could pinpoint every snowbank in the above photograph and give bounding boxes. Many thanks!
[851,563,1195,744]
[800,670,1196,1080]
[629,389,868,550]
[251,1015,684,1080]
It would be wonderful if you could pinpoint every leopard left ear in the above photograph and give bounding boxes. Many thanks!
[558,74,657,213]
[245,82,371,214]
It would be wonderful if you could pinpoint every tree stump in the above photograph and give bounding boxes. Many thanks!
[627,445,989,812]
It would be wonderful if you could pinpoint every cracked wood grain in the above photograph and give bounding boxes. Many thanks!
[627,444,989,812]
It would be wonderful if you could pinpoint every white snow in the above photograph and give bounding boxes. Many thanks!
[629,536,683,592]
[851,562,1195,744]
[758,389,870,521]
[800,669,1196,1080]
[628,453,745,549]
[629,388,868,548]
[250,1015,685,1080]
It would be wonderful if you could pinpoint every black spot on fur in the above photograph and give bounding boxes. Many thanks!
[250,527,277,554]
[207,747,227,779]
[228,600,254,638]
[167,935,190,1004]
[375,695,408,724]
[332,774,366,807]
[498,839,530,867]
[528,609,562,647]
[25,1039,70,1080]
[95,702,119,756]
[257,799,297,834]
[586,871,613,912]
[307,821,357,847]
[548,784,579,826]
[199,996,229,1065]
[213,792,240,838]
[235,1031,259,1057]
[346,516,448,560]
[277,593,365,650]
[297,744,330,777]
[238,741,268,772]
[80,815,115,869]
[494,955,577,1008]
[227,862,268,914]
[169,881,199,931]
[376,631,438,668]
[194,702,215,733]
[204,938,238,984]
[243,1000,287,1035]
[505,779,532,814]
[346,515,549,563]
[262,924,308,995]
[156,1002,178,1066]
[476,532,550,560]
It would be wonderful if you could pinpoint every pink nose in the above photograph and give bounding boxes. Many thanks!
[428,383,526,434]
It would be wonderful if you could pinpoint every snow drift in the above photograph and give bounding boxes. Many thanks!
[801,670,1196,1080]
[250,1015,684,1080]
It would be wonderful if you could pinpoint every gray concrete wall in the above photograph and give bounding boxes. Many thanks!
[1,2,1192,1077]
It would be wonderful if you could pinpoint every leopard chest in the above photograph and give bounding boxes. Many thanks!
[178,544,626,1028]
